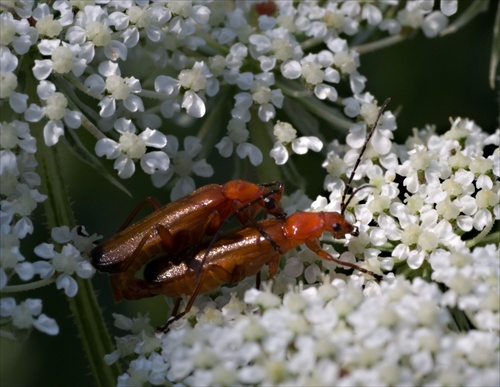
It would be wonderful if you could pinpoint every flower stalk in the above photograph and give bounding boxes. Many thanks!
[35,131,121,385]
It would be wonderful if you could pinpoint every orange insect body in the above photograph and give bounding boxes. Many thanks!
[121,211,364,301]
[90,180,285,301]
[91,180,285,273]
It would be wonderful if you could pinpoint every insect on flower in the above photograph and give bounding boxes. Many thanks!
[90,180,287,301]
[117,99,391,331]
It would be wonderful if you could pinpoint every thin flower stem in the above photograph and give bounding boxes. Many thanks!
[353,34,407,54]
[2,276,56,292]
[35,128,121,385]
[81,114,107,141]
[466,220,495,248]
[248,112,283,183]
[65,73,102,100]
[299,95,352,134]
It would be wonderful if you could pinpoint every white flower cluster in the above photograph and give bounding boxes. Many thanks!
[320,117,499,274]
[1,0,462,198]
[105,115,498,385]
[108,275,499,386]
[0,117,96,337]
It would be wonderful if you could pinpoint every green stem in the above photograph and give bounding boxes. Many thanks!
[36,133,121,386]
[248,112,283,182]
[466,220,496,248]
[353,34,407,54]
[2,276,56,292]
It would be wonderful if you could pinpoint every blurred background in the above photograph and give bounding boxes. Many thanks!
[1,2,498,385]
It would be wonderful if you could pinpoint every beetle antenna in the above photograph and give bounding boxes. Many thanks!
[341,98,391,214]
[341,184,375,215]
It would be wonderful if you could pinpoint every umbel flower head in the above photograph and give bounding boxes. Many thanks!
[105,115,499,385]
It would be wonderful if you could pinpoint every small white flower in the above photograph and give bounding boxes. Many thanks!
[270,121,323,165]
[152,136,213,200]
[0,297,59,335]
[33,40,87,80]
[1,184,46,238]
[23,80,81,146]
[95,118,168,179]
[34,242,95,297]
[215,118,263,166]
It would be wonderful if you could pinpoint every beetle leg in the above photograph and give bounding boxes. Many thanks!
[304,239,383,281]
[118,197,163,231]
[156,263,237,332]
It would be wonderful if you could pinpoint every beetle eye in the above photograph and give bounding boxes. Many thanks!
[332,223,342,232]
[264,197,276,210]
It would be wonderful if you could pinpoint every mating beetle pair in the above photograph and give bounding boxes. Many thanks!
[90,100,390,330]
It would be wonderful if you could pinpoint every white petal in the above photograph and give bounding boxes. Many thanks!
[349,73,367,94]
[76,260,95,279]
[140,128,167,148]
[422,11,448,38]
[292,136,323,154]
[95,138,120,159]
[84,74,106,94]
[98,96,116,118]
[371,129,392,155]
[37,39,60,55]
[0,297,16,316]
[34,314,59,335]
[440,0,458,16]
[236,143,263,166]
[314,84,337,101]
[32,60,53,80]
[33,261,55,278]
[98,60,120,77]
[24,104,45,122]
[323,67,340,83]
[343,97,360,117]
[258,55,276,72]
[171,177,195,201]
[104,40,128,61]
[9,92,28,113]
[269,142,289,165]
[43,120,65,146]
[126,77,142,93]
[64,110,82,128]
[14,216,34,238]
[249,34,271,55]
[257,103,275,122]
[34,243,56,259]
[181,90,205,118]
[154,75,180,96]
[15,262,34,281]
[56,274,78,297]
[37,80,56,100]
[114,155,135,178]
[192,159,213,177]
[140,151,170,174]
[215,136,234,157]
[183,136,202,157]
[151,169,174,188]
[191,5,210,24]
[281,60,302,79]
